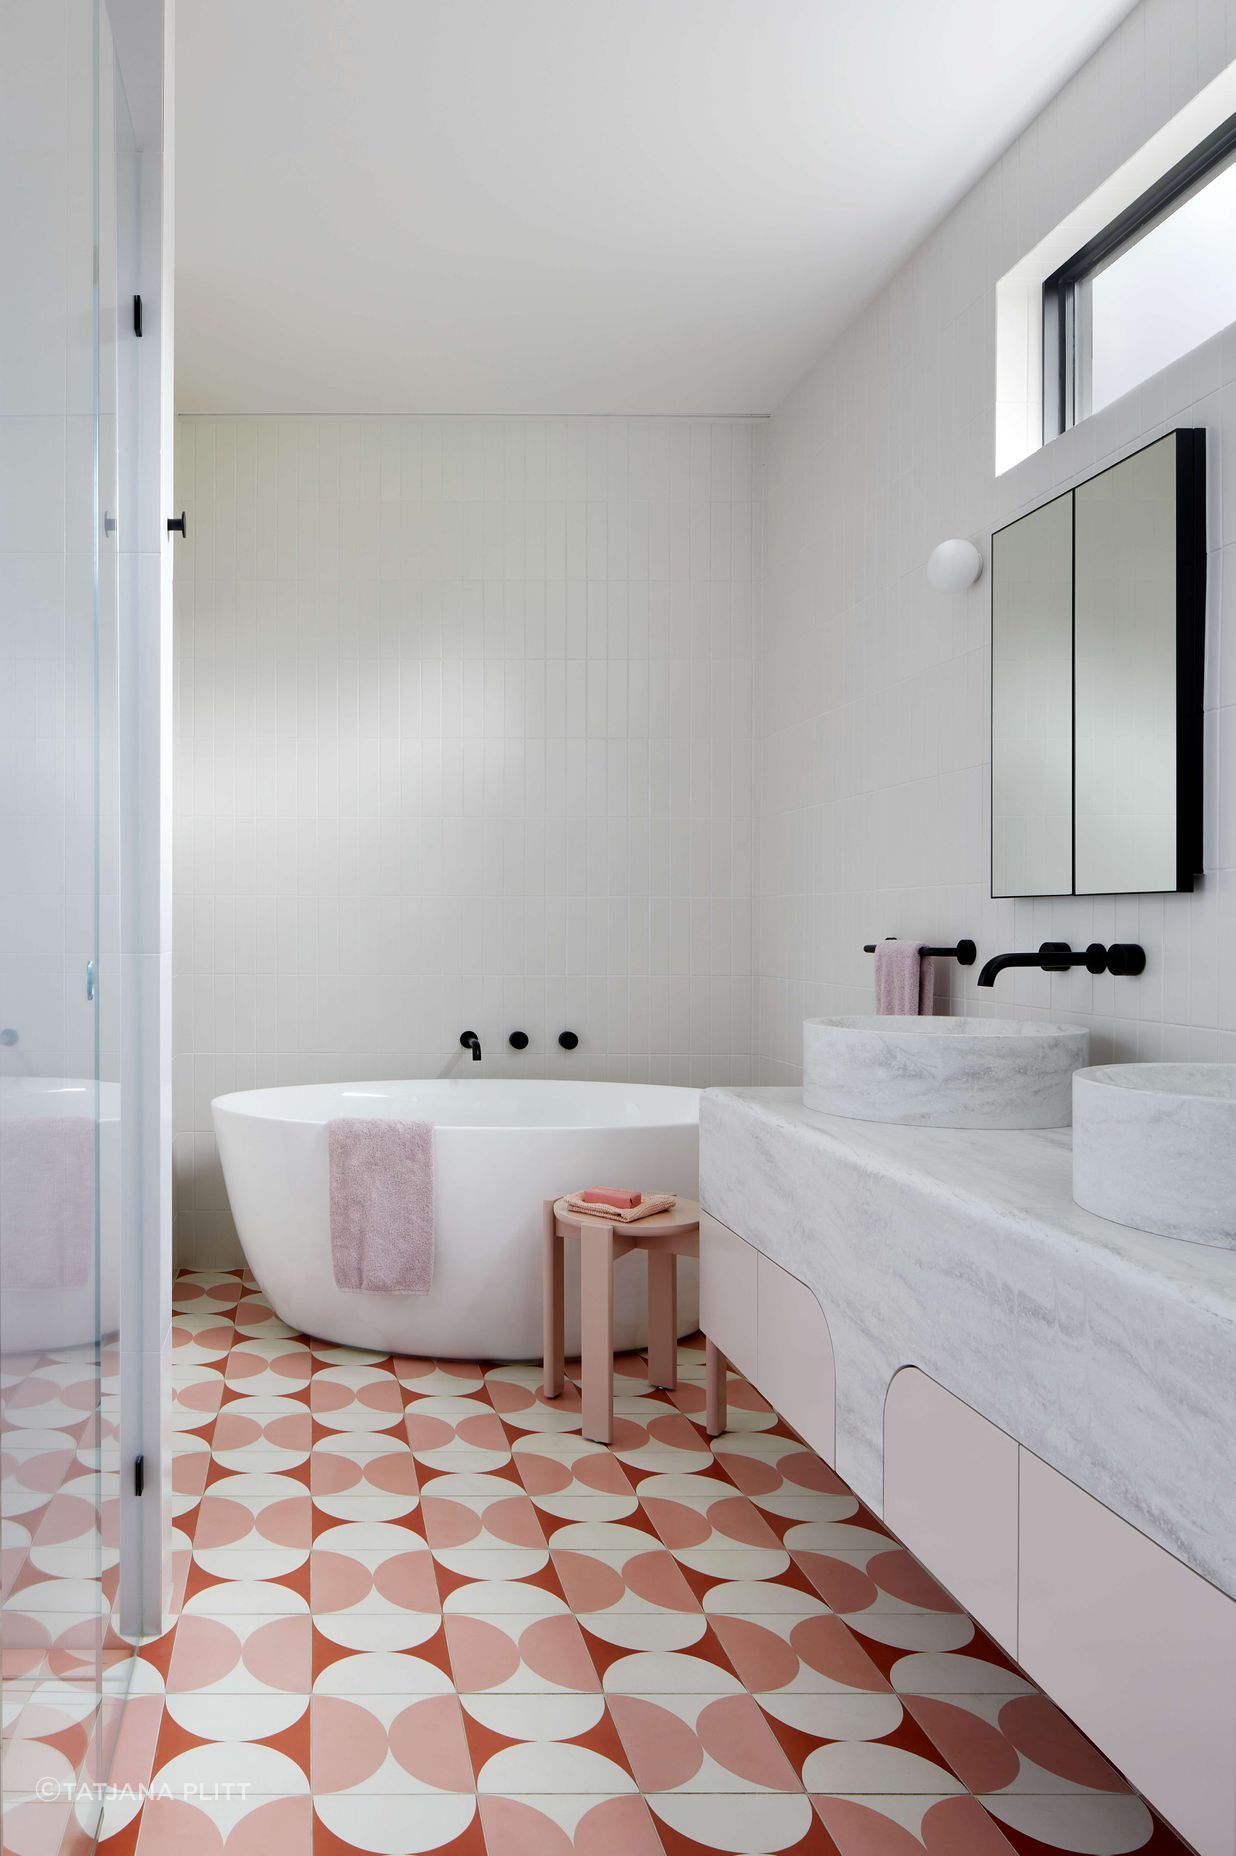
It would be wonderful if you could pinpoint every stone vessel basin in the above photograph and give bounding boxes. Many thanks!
[803,1015,1089,1129]
[1072,1062,1236,1248]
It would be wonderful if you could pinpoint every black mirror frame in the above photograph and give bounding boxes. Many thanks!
[989,426,1206,899]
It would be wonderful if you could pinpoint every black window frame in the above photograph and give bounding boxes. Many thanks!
[1043,108,1236,441]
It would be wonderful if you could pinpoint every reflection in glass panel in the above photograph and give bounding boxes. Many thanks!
[991,493,1074,898]
[1,0,140,1838]
[0,0,102,1732]
[1074,436,1179,896]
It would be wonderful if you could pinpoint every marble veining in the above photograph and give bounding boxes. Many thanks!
[700,1086,1236,1598]
[802,1015,1089,1129]
[1073,1063,1236,1250]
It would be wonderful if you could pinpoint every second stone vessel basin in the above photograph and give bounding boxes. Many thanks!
[803,1015,1089,1128]
[1073,1063,1236,1247]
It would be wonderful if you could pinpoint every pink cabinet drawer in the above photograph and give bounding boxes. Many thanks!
[1019,1450,1236,1856]
[755,1253,836,1465]
[698,1209,758,1383]
[883,1366,1019,1654]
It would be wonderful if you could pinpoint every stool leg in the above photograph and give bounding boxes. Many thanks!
[705,1338,727,1438]
[646,1250,678,1390]
[542,1201,565,1399]
[580,1222,614,1444]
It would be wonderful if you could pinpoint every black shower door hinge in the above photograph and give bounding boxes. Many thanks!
[134,1454,145,1497]
[133,294,143,337]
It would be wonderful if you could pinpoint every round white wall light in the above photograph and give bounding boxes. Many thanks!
[926,538,983,593]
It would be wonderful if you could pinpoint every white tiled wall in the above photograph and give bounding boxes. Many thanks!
[0,0,96,1101]
[174,416,762,1265]
[756,0,1236,1080]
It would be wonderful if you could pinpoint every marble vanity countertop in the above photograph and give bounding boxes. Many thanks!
[700,1086,1236,1597]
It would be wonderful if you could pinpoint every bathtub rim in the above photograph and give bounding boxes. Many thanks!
[211,1077,701,1136]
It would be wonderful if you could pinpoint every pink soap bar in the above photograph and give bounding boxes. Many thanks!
[579,1189,642,1210]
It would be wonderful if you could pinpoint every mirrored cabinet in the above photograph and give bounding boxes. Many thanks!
[991,429,1206,898]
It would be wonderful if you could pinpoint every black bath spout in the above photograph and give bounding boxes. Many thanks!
[460,1030,482,1061]
[976,947,1061,987]
[977,941,1145,988]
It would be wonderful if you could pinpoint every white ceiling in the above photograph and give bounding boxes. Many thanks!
[175,0,1135,416]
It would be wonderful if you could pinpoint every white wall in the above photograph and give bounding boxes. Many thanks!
[757,0,1236,1081]
[0,0,97,1099]
[174,415,761,1266]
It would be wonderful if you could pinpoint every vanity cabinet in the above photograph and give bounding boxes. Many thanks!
[699,1211,836,1464]
[700,1211,1235,1854]
[701,1085,1236,1856]
[883,1368,1236,1856]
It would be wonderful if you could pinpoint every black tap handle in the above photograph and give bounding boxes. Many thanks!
[509,1031,529,1050]
[1038,941,1074,972]
[558,1031,578,1051]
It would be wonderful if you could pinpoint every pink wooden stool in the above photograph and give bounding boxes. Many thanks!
[542,1194,726,1444]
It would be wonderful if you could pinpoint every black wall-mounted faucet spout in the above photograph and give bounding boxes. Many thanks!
[460,1030,482,1061]
[976,941,1145,988]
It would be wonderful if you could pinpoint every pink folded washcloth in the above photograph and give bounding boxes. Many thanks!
[564,1192,676,1224]
[579,1189,642,1210]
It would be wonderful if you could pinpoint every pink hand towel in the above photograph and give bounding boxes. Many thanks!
[329,1118,434,1293]
[579,1189,641,1210]
[0,1117,94,1288]
[874,941,935,1016]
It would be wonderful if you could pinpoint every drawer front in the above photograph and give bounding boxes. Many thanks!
[755,1253,836,1465]
[883,1367,1019,1654]
[1019,1450,1236,1856]
[698,1210,758,1383]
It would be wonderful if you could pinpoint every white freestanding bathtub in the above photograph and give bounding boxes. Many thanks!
[211,1079,700,1359]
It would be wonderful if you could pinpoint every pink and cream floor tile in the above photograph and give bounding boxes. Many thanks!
[8,1268,1189,1856]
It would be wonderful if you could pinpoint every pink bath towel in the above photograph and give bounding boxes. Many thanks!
[328,1119,434,1294]
[874,941,935,1016]
[0,1118,95,1289]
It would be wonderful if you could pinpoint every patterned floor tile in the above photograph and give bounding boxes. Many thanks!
[811,1791,1019,1854]
[209,1400,313,1473]
[420,1471,548,1552]
[222,1337,315,1398]
[310,1368,405,1435]
[451,1614,602,1696]
[477,1790,666,1856]
[312,1790,482,1855]
[646,1788,823,1853]
[170,1315,236,1370]
[70,1273,1191,1856]
[404,1398,513,1472]
[171,1272,246,1316]
[610,1689,802,1794]
[310,1689,473,1794]
[510,1433,638,1521]
[551,1533,708,1654]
